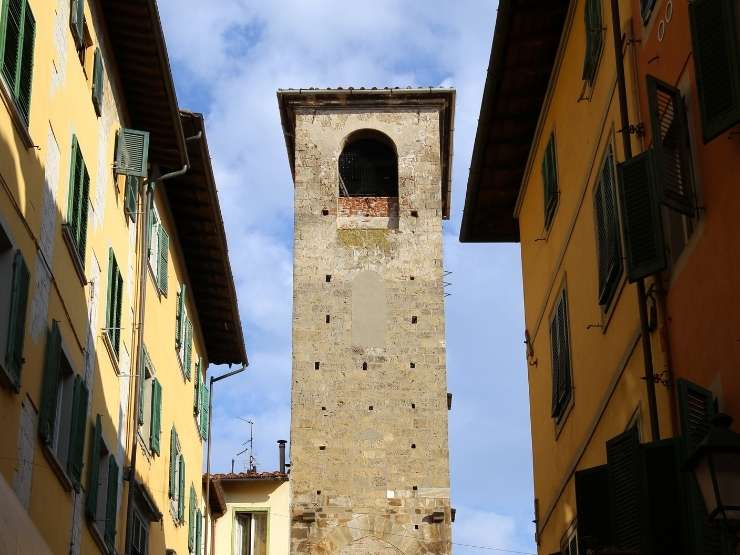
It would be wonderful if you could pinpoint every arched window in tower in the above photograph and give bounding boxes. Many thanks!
[339,130,398,197]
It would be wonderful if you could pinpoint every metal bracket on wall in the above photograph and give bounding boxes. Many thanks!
[617,122,645,137]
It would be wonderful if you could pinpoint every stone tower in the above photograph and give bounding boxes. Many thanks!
[278,88,455,555]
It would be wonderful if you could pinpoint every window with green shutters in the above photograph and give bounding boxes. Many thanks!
[542,134,558,230]
[3,249,30,390]
[194,360,209,440]
[91,46,103,116]
[549,289,572,422]
[65,136,90,267]
[188,484,196,551]
[70,0,85,48]
[105,248,123,359]
[582,0,603,85]
[0,0,35,126]
[177,284,192,379]
[593,147,623,308]
[138,349,162,455]
[148,204,169,295]
[690,0,740,142]
[169,426,186,523]
[38,321,89,488]
[85,415,119,551]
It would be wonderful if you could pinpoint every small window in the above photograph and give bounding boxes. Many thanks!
[85,417,119,551]
[38,321,89,487]
[339,130,398,197]
[169,427,185,523]
[139,350,162,455]
[542,134,558,229]
[582,0,604,85]
[234,512,268,555]
[0,0,36,126]
[148,204,169,295]
[550,289,572,422]
[105,248,123,359]
[593,147,623,308]
[131,510,149,555]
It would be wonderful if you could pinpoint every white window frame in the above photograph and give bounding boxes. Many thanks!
[233,510,268,555]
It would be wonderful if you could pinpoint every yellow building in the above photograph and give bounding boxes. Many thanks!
[0,1,246,554]
[206,466,290,555]
[459,0,705,553]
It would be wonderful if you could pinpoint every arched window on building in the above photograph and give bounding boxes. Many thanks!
[339,131,398,197]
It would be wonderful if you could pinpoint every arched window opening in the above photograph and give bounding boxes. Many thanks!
[339,131,398,197]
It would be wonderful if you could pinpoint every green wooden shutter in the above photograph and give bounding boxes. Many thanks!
[199,384,209,440]
[158,226,169,295]
[642,438,689,555]
[124,176,137,222]
[70,0,84,48]
[78,165,89,263]
[67,137,82,237]
[176,285,186,349]
[549,313,560,418]
[594,150,622,306]
[617,150,667,282]
[677,379,726,554]
[542,136,557,228]
[193,360,201,415]
[1,0,23,93]
[188,484,196,551]
[150,378,161,455]
[67,375,89,487]
[39,321,62,444]
[168,427,177,498]
[606,426,644,552]
[5,250,30,387]
[15,2,34,126]
[85,414,102,518]
[178,457,186,522]
[582,0,602,83]
[184,318,192,379]
[106,248,115,351]
[104,456,119,550]
[195,509,202,555]
[550,292,571,419]
[575,465,613,552]
[690,0,740,142]
[113,269,122,355]
[91,47,103,115]
[647,76,696,216]
[115,128,150,177]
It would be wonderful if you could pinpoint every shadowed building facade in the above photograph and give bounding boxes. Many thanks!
[278,88,455,555]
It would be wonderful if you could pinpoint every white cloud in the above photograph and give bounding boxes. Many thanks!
[160,1,535,552]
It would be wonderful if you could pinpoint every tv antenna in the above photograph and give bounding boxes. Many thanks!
[235,418,256,472]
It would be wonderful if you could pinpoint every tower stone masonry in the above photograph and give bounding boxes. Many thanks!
[278,88,455,555]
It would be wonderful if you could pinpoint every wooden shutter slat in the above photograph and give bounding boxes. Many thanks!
[85,414,102,518]
[617,150,667,281]
[690,0,740,142]
[39,321,62,444]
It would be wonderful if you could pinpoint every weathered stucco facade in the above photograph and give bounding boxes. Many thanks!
[278,89,455,555]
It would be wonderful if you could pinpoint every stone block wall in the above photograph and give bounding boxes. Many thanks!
[290,106,452,554]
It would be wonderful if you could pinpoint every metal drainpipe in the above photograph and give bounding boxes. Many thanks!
[610,0,660,442]
[123,161,189,555]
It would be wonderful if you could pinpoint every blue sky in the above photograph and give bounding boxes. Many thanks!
[158,2,534,553]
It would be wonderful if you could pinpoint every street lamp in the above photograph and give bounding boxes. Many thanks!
[685,413,740,528]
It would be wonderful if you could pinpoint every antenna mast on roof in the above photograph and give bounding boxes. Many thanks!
[235,418,257,472]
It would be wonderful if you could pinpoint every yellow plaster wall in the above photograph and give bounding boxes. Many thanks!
[514,0,675,552]
[0,0,209,553]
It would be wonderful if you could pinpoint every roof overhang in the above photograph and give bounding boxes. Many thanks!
[277,88,456,220]
[96,0,187,170]
[164,112,248,366]
[459,0,570,243]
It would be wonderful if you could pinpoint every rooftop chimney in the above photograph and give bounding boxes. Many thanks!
[278,440,287,473]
